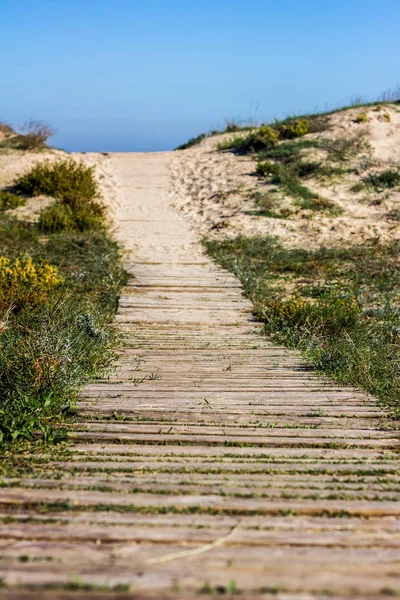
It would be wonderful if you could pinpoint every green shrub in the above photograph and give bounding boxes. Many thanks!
[224,119,241,133]
[0,123,15,137]
[249,120,309,152]
[0,254,63,313]
[354,112,369,124]
[217,119,310,155]
[296,161,321,178]
[256,158,342,214]
[39,197,106,233]
[262,293,360,336]
[256,125,280,143]
[18,120,55,151]
[38,202,74,232]
[276,118,309,139]
[14,159,98,201]
[176,133,206,150]
[0,299,114,444]
[250,191,285,218]
[217,134,251,151]
[256,160,282,179]
[0,191,26,211]
[259,139,320,162]
[365,169,400,190]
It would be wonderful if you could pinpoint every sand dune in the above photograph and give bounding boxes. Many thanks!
[170,104,400,247]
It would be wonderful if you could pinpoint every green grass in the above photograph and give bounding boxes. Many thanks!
[0,160,127,447]
[176,133,207,150]
[248,191,288,218]
[0,222,127,445]
[250,131,354,215]
[258,138,321,162]
[324,136,369,162]
[217,133,253,151]
[0,191,26,211]
[365,168,400,190]
[255,160,343,215]
[235,129,356,217]
[205,235,400,414]
[387,208,400,221]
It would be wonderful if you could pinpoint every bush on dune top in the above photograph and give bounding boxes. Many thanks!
[12,158,107,232]
[18,120,56,151]
[218,118,311,153]
[15,159,98,201]
[0,120,55,152]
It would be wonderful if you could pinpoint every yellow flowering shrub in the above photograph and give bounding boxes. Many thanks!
[258,126,281,144]
[383,112,391,123]
[354,112,369,124]
[267,294,306,321]
[278,119,309,139]
[0,255,63,312]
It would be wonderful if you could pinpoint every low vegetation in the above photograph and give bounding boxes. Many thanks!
[17,120,56,151]
[176,133,207,150]
[217,117,317,154]
[252,134,350,215]
[364,168,400,190]
[215,114,376,218]
[0,191,26,211]
[175,120,253,150]
[255,158,341,214]
[0,158,127,446]
[38,196,106,232]
[14,159,98,200]
[205,235,400,414]
[12,159,107,232]
[0,120,55,152]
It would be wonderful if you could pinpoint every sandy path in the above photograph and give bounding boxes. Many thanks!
[0,152,399,598]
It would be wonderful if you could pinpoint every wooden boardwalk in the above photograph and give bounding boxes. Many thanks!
[0,153,399,598]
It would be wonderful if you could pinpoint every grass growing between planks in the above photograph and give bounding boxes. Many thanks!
[205,236,400,414]
[0,160,127,446]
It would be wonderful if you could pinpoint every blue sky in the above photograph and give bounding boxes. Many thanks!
[1,0,400,151]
